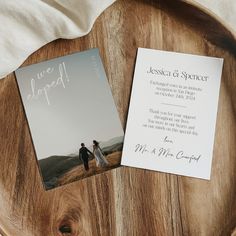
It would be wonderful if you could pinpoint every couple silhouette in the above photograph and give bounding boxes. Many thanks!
[79,140,109,171]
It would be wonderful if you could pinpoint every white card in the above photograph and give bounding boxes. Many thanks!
[121,48,223,179]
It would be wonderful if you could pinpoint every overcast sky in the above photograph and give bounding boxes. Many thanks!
[16,49,123,159]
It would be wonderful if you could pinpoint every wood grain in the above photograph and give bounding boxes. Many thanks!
[0,0,236,235]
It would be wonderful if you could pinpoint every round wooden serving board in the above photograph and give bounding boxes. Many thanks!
[0,0,235,235]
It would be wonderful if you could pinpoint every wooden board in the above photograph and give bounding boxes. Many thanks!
[0,0,236,235]
[187,0,236,39]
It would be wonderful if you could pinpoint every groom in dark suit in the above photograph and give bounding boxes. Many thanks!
[79,143,93,171]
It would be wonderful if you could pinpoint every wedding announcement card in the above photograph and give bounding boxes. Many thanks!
[122,48,223,179]
[15,48,124,190]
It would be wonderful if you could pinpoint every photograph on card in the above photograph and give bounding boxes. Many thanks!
[15,48,124,190]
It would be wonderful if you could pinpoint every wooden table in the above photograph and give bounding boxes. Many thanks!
[0,0,236,235]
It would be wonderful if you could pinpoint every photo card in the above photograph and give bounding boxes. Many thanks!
[15,48,124,190]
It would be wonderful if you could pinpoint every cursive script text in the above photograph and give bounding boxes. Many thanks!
[27,62,69,105]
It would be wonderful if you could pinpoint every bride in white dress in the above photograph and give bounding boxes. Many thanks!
[93,140,109,167]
